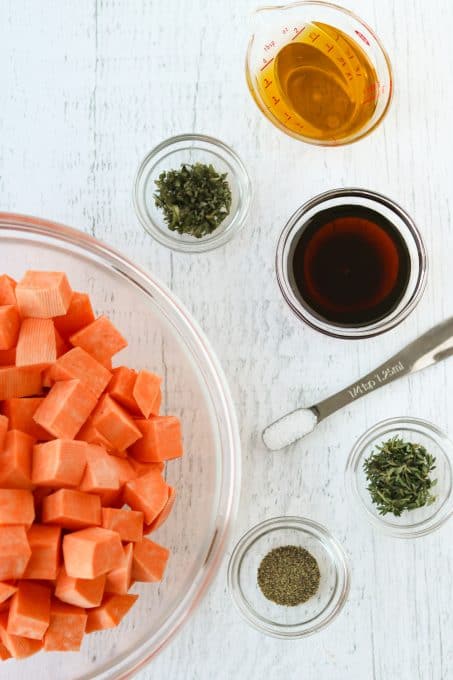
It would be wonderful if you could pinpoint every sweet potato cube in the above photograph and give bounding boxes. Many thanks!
[123,468,168,524]
[53,291,95,340]
[32,439,87,488]
[106,455,137,486]
[70,315,127,364]
[49,347,112,398]
[0,430,34,490]
[7,581,51,640]
[0,365,43,399]
[1,397,51,440]
[63,527,124,579]
[55,566,106,608]
[0,612,42,658]
[16,318,57,366]
[144,486,176,535]
[0,583,17,605]
[0,306,20,351]
[132,370,162,419]
[0,348,16,366]
[22,524,61,580]
[132,538,169,582]
[0,640,11,660]
[0,275,17,306]
[0,414,8,450]
[0,526,31,580]
[79,445,120,497]
[0,488,34,527]
[33,379,98,439]
[105,543,133,595]
[15,271,72,319]
[102,508,143,542]
[129,459,164,476]
[129,416,183,462]
[92,394,142,450]
[77,417,115,451]
[43,600,87,652]
[85,593,138,633]
[42,488,101,529]
[108,366,139,413]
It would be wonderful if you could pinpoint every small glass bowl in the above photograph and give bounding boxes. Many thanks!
[133,134,252,253]
[276,188,428,339]
[346,417,453,538]
[227,516,350,638]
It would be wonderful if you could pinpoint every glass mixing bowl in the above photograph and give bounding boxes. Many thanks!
[0,212,241,679]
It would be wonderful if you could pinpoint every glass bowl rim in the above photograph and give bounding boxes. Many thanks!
[133,133,252,253]
[0,211,242,678]
[345,416,453,538]
[275,187,428,339]
[245,0,394,147]
[227,515,350,639]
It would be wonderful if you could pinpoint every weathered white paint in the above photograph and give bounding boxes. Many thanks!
[0,1,452,678]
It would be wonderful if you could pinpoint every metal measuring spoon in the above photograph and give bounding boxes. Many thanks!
[263,317,453,451]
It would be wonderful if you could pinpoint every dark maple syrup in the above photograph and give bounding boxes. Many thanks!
[290,205,411,326]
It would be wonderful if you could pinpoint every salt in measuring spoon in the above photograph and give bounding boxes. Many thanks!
[263,317,453,450]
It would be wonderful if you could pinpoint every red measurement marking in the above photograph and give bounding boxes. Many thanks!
[291,26,305,40]
[272,96,280,105]
[264,78,273,88]
[355,29,370,46]
[325,43,334,53]
[309,32,320,43]
[260,57,274,71]
[283,112,292,121]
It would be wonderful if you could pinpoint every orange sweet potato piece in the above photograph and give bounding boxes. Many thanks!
[53,291,95,340]
[0,488,34,527]
[55,566,106,609]
[0,365,43,399]
[132,538,169,582]
[0,275,16,306]
[85,593,138,633]
[0,612,42,658]
[42,488,101,530]
[0,414,7,450]
[0,306,20,351]
[92,394,142,450]
[143,486,176,535]
[0,583,17,605]
[63,527,124,579]
[106,455,137,486]
[128,458,164,477]
[70,315,127,364]
[15,318,57,366]
[132,370,162,419]
[22,524,62,580]
[49,347,112,398]
[79,445,120,501]
[102,508,143,543]
[1,397,51,440]
[0,348,16,366]
[7,581,51,640]
[15,271,72,319]
[105,543,133,595]
[108,366,139,414]
[0,526,31,580]
[0,640,11,660]
[123,468,168,524]
[129,416,183,462]
[43,599,87,652]
[0,429,34,489]
[32,439,87,488]
[33,379,98,439]
[77,416,115,452]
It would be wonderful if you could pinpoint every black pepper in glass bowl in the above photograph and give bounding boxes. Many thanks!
[227,516,350,639]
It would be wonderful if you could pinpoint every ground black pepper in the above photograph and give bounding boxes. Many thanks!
[257,545,320,606]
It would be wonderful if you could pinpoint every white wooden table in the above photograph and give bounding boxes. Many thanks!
[1,1,452,678]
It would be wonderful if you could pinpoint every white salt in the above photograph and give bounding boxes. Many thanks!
[262,408,318,451]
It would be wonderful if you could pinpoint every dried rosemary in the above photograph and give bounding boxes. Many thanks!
[363,436,437,516]
[257,545,320,606]
[153,162,232,238]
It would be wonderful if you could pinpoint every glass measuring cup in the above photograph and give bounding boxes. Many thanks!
[246,1,393,146]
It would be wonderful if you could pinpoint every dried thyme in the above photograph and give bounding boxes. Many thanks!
[363,436,437,516]
[153,162,232,238]
[257,545,320,606]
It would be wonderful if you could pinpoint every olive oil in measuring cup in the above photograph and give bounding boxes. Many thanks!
[246,4,393,145]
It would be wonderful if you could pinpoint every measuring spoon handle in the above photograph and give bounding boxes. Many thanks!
[314,317,453,421]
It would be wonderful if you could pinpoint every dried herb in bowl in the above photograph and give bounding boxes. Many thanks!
[257,545,320,606]
[363,436,437,516]
[153,162,232,239]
